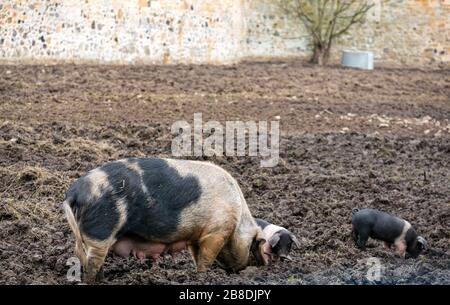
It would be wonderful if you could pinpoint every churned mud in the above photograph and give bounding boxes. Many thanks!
[0,61,449,284]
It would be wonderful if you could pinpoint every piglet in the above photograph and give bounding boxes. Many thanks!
[256,218,300,263]
[351,208,427,258]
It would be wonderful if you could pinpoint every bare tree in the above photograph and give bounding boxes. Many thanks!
[279,0,374,65]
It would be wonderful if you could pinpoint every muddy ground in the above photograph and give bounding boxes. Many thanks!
[0,61,449,285]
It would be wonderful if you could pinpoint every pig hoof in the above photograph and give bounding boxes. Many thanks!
[83,275,97,284]
[84,270,104,284]
[95,270,105,282]
[196,266,208,273]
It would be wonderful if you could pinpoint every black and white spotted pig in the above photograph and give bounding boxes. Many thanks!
[256,218,300,262]
[63,158,268,283]
[351,208,427,258]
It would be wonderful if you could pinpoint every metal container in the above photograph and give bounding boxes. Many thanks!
[341,50,374,70]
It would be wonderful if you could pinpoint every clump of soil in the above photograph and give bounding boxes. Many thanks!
[0,62,449,284]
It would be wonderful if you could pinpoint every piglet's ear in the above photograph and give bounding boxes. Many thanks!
[289,233,301,248]
[417,236,427,250]
[269,233,281,247]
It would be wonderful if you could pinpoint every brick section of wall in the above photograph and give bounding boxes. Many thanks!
[0,0,448,65]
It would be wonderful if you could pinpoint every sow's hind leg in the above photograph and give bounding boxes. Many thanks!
[79,200,124,283]
[83,237,115,283]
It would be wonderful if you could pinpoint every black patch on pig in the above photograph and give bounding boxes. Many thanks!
[101,158,202,240]
[65,174,120,241]
[405,227,418,246]
[78,187,120,241]
[125,158,202,239]
[255,218,270,229]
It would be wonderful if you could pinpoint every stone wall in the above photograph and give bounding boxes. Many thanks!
[0,0,448,65]
[0,0,245,64]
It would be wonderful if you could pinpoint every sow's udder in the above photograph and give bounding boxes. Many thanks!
[111,236,187,261]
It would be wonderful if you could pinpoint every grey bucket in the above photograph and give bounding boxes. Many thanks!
[341,50,374,70]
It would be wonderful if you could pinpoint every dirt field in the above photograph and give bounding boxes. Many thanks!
[0,61,449,285]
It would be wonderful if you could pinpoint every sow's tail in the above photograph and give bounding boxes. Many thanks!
[63,198,87,267]
[63,199,82,241]
[352,208,360,215]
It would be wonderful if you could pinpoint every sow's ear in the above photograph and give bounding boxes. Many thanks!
[251,231,268,266]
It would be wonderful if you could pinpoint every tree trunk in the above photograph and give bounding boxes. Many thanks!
[322,46,331,65]
[323,36,333,65]
[311,43,324,65]
[311,40,332,65]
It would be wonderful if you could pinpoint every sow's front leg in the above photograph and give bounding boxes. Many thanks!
[188,201,236,272]
[217,228,267,273]
[195,233,228,272]
[217,237,251,273]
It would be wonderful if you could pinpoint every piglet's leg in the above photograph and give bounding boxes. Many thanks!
[394,241,407,258]
[356,229,369,250]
